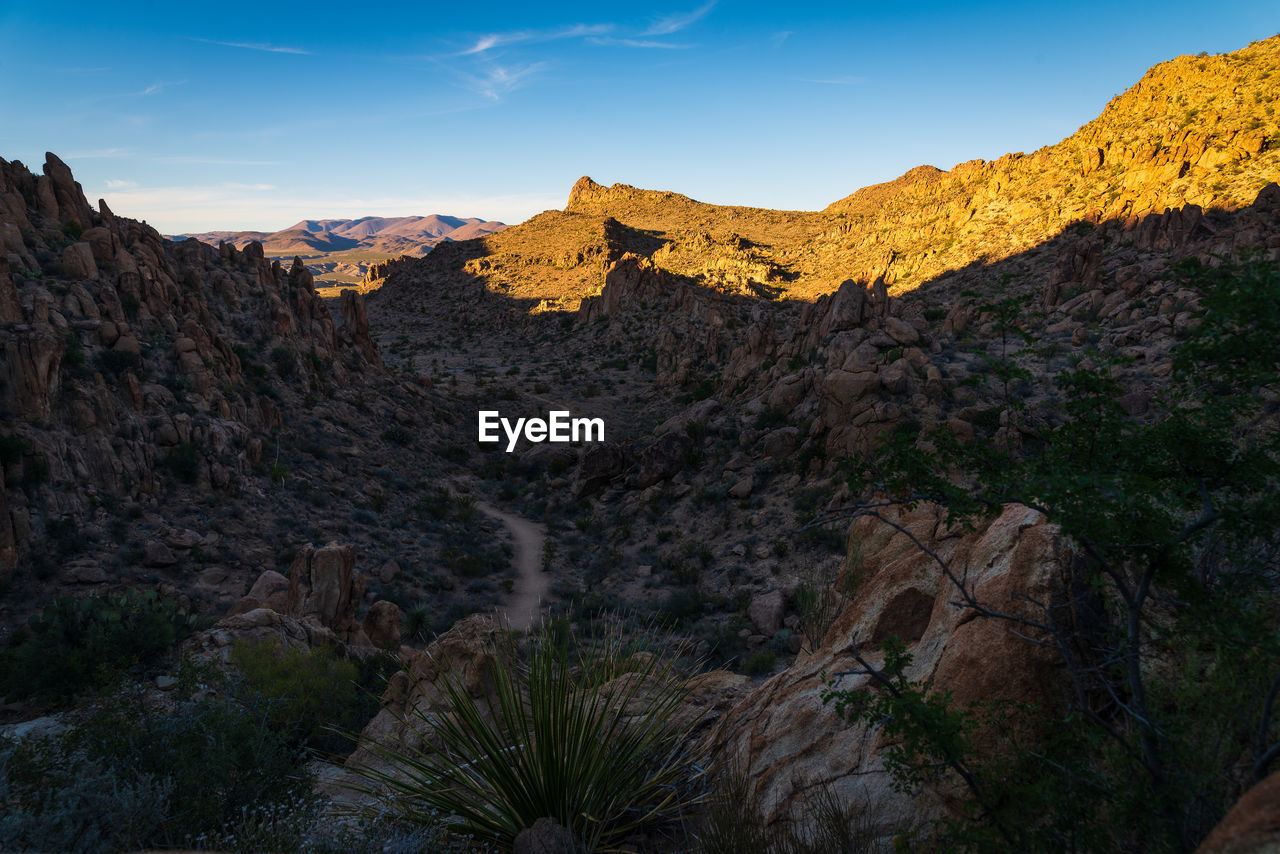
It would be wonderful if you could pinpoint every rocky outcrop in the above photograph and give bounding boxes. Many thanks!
[362,599,402,650]
[572,441,627,498]
[339,288,382,366]
[0,153,384,600]
[347,614,507,768]
[1198,771,1280,854]
[286,542,366,643]
[706,504,1069,846]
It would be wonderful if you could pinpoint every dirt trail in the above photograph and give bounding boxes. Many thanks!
[477,502,549,632]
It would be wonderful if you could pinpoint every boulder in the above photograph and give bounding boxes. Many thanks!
[59,242,97,280]
[286,542,365,641]
[362,600,403,650]
[245,569,290,612]
[884,315,920,346]
[747,589,786,636]
[572,442,626,498]
[514,818,576,854]
[142,540,178,567]
[635,430,692,488]
[1198,771,1280,854]
[706,503,1069,848]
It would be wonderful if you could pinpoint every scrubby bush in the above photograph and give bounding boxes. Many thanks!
[0,590,197,701]
[825,255,1280,851]
[0,693,313,852]
[693,762,874,854]
[162,442,201,484]
[95,349,141,377]
[741,649,776,677]
[229,639,393,755]
[350,619,705,851]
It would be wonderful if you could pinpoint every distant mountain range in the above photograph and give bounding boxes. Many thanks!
[176,215,507,256]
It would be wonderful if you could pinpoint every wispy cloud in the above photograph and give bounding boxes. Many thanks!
[771,30,794,46]
[138,80,186,96]
[192,38,310,55]
[459,62,549,100]
[460,23,612,56]
[105,179,137,189]
[588,37,693,49]
[643,1,716,36]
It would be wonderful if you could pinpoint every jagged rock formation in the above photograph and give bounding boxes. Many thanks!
[0,153,484,631]
[371,36,1278,327]
[190,542,400,659]
[706,504,1069,845]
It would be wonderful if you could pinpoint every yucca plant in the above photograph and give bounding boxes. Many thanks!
[349,618,706,851]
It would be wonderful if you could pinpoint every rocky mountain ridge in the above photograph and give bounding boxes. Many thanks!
[0,153,525,637]
[179,214,506,257]
[3,33,1280,854]
[370,36,1275,314]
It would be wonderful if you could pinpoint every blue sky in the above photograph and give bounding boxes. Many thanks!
[0,2,1275,232]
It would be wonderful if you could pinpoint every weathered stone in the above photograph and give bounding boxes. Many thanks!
[884,315,920,345]
[636,430,692,488]
[1198,770,1280,854]
[748,589,785,635]
[59,242,97,280]
[286,542,365,641]
[514,817,575,854]
[142,540,178,567]
[706,504,1069,848]
[572,442,626,498]
[362,600,403,650]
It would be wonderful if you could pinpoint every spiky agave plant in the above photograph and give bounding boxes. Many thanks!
[349,618,706,851]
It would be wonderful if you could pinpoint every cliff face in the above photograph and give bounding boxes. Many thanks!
[0,153,382,604]
[820,36,1280,293]
[372,36,1278,318]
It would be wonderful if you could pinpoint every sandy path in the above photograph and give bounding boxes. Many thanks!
[477,502,549,632]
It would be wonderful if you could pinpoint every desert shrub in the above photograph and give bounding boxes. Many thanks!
[350,619,705,850]
[229,639,393,755]
[753,406,787,431]
[0,434,27,465]
[0,590,197,701]
[693,761,875,854]
[826,255,1280,851]
[0,693,313,852]
[162,442,201,484]
[656,587,702,626]
[381,425,412,445]
[95,349,141,377]
[741,649,776,677]
[20,452,50,487]
[798,525,845,553]
[270,346,295,377]
[403,605,432,643]
[63,332,90,376]
[0,735,172,854]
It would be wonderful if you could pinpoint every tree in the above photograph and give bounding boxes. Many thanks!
[820,253,1280,852]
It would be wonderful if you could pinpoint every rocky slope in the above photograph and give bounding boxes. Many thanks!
[370,36,1277,316]
[4,33,1280,854]
[0,154,519,642]
[178,215,507,291]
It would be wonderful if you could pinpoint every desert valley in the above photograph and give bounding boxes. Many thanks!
[0,30,1279,854]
